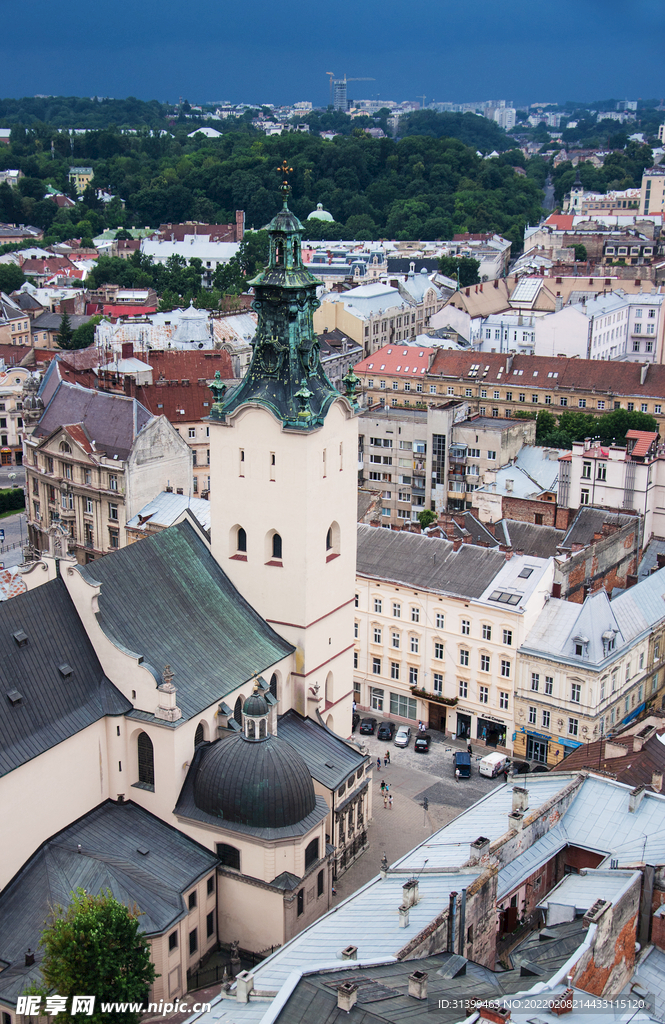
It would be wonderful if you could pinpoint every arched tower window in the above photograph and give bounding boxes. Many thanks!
[237,527,247,553]
[234,696,243,725]
[326,522,340,558]
[59,441,71,453]
[270,673,278,698]
[137,732,154,789]
[326,527,332,551]
[259,719,267,738]
[305,837,319,870]
[194,722,204,748]
[272,533,282,559]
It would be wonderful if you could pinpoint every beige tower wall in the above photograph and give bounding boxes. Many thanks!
[209,399,357,733]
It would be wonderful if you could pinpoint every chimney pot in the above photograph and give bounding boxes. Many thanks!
[652,771,663,793]
[337,982,358,1013]
[552,582,562,599]
[235,971,254,1003]
[25,949,35,967]
[399,904,410,928]
[629,785,646,812]
[341,944,358,961]
[512,786,529,813]
[469,835,491,864]
[408,970,429,1000]
[626,574,638,589]
[402,879,419,907]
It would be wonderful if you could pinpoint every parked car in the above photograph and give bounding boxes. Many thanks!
[414,733,431,753]
[359,717,377,735]
[511,760,530,775]
[377,721,396,741]
[453,751,471,778]
[394,726,411,748]
[352,712,360,732]
[530,763,549,773]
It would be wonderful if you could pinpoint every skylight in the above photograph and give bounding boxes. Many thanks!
[489,591,521,605]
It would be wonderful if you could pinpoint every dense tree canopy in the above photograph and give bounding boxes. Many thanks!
[535,407,658,449]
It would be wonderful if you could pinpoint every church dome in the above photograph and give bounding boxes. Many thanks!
[243,690,269,717]
[307,202,334,223]
[268,206,303,234]
[173,302,211,345]
[193,733,316,829]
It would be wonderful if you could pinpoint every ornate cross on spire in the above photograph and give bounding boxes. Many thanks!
[276,159,294,206]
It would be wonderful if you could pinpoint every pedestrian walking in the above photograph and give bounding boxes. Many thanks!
[467,742,472,754]
[380,780,386,793]
[455,768,461,782]
[385,750,391,765]
[389,794,393,810]
[383,753,388,767]
[377,757,381,771]
[385,782,390,794]
[383,793,388,809]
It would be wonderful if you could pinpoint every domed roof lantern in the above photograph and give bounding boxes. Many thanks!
[241,679,270,740]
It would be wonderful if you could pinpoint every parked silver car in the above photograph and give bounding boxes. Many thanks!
[394,726,411,748]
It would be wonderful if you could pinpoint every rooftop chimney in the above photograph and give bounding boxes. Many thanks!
[552,582,562,599]
[341,945,358,961]
[402,879,419,907]
[121,341,134,360]
[512,786,529,813]
[235,971,254,1003]
[408,971,428,1000]
[626,573,638,589]
[550,989,574,1016]
[479,1007,511,1024]
[658,553,665,570]
[652,772,663,793]
[25,949,35,967]
[508,810,523,831]
[399,903,410,928]
[337,982,358,1013]
[629,785,646,813]
[469,835,491,864]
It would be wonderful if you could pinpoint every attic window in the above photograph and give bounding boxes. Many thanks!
[7,689,23,706]
[58,663,73,677]
[157,404,163,409]
[518,568,534,579]
[12,630,28,647]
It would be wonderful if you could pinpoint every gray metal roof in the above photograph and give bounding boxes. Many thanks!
[80,521,294,723]
[537,868,639,912]
[0,578,130,775]
[638,538,665,582]
[494,518,564,558]
[0,800,218,1006]
[560,507,637,550]
[356,524,507,599]
[277,710,368,789]
[126,490,212,532]
[34,380,152,460]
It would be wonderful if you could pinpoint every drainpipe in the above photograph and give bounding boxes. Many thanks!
[458,888,467,955]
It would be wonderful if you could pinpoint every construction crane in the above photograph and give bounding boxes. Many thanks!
[328,74,375,111]
[418,94,427,110]
[326,72,335,108]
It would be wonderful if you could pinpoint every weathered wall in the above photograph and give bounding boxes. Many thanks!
[573,875,641,997]
[556,521,639,603]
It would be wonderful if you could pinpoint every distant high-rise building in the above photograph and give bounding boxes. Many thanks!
[333,79,347,111]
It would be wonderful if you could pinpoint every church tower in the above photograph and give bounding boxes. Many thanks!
[208,165,359,735]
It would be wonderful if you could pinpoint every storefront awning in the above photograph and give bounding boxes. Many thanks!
[622,702,646,725]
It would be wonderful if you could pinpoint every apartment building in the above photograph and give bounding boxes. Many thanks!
[640,167,665,216]
[24,383,192,563]
[358,404,465,526]
[515,566,665,766]
[353,347,665,437]
[0,364,30,465]
[448,416,535,511]
[354,525,553,750]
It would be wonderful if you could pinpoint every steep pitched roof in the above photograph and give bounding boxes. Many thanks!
[0,801,218,1004]
[494,519,564,557]
[79,520,294,722]
[560,507,636,549]
[277,709,368,789]
[0,577,130,775]
[551,732,665,788]
[34,381,152,460]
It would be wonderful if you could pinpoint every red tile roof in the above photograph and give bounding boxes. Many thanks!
[147,349,232,381]
[626,429,658,458]
[21,257,76,274]
[354,345,433,378]
[64,423,94,453]
[103,305,158,318]
[133,382,213,423]
[544,214,575,230]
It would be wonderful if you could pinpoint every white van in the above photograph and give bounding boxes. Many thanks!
[479,751,508,778]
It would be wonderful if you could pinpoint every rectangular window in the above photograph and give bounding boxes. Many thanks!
[391,661,400,680]
[459,679,468,698]
[392,602,401,618]
[297,890,304,916]
[372,626,382,645]
[487,450,496,461]
[460,648,469,667]
[354,621,359,639]
[578,399,586,408]
[499,691,509,710]
[372,657,381,675]
[581,488,590,505]
[189,929,198,956]
[461,619,470,635]
[531,673,539,691]
[436,611,445,629]
[568,718,579,736]
[169,931,178,952]
[560,396,568,406]
[571,683,581,703]
[353,651,358,669]
[434,641,444,659]
[582,461,591,479]
[479,685,489,704]
[391,631,400,649]
[108,503,118,521]
[501,659,511,678]
[374,598,382,613]
[480,654,490,672]
[503,629,512,646]
[545,676,553,695]
[433,672,443,694]
[206,911,214,938]
[411,606,420,623]
[528,706,537,724]
[410,635,419,654]
[390,692,417,719]
[189,427,196,438]
[542,709,551,728]
[409,666,419,686]
[482,624,492,640]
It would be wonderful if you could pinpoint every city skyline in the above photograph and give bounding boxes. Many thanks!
[0,0,663,109]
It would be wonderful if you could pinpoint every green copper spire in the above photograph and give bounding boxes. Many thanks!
[210,163,348,430]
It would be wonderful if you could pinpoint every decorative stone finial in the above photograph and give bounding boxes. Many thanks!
[209,371,226,416]
[341,368,360,403]
[276,160,294,205]
[156,664,181,721]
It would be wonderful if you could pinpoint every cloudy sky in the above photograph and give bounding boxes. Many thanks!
[1,0,663,107]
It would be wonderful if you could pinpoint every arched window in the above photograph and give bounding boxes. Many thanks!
[216,843,240,870]
[272,533,282,559]
[137,732,154,789]
[237,527,247,553]
[326,522,340,558]
[326,527,332,551]
[247,719,255,738]
[270,673,278,698]
[59,441,71,454]
[325,672,333,704]
[305,837,319,870]
[234,696,243,725]
[259,719,266,738]
[194,722,204,748]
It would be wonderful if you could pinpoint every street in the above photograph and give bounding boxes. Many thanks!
[334,719,505,901]
[0,511,28,568]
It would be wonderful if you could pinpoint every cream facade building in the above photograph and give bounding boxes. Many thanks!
[515,566,665,766]
[354,525,553,750]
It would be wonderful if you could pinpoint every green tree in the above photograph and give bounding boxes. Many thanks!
[0,262,26,293]
[56,312,75,349]
[535,409,557,441]
[437,255,481,287]
[417,509,437,529]
[34,888,155,1023]
[70,315,104,350]
[573,243,587,262]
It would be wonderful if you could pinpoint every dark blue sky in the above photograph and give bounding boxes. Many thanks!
[1,0,663,108]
